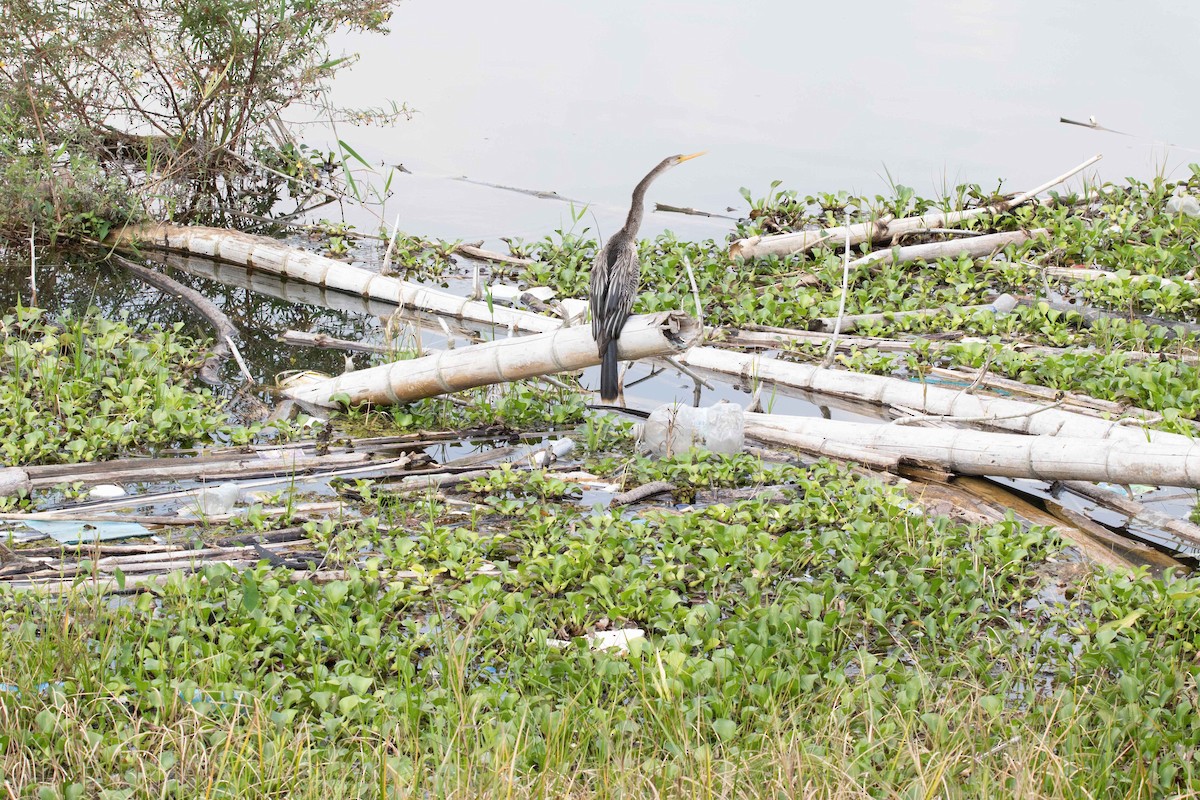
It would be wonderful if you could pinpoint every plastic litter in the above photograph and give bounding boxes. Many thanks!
[24,519,154,544]
[547,627,645,655]
[89,484,128,500]
[181,482,240,517]
[1166,189,1200,217]
[642,402,745,457]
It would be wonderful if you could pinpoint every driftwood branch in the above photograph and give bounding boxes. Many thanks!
[1056,480,1200,552]
[612,481,676,506]
[452,244,534,267]
[110,254,239,384]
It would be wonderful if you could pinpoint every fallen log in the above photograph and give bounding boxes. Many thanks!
[682,347,1189,446]
[842,230,1042,273]
[808,294,1017,334]
[612,481,676,506]
[729,155,1100,259]
[745,414,1200,489]
[111,254,241,384]
[108,224,561,334]
[283,311,701,408]
[903,475,1139,571]
[1041,499,1184,574]
[1055,480,1200,552]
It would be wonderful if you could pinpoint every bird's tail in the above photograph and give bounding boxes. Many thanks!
[600,340,619,403]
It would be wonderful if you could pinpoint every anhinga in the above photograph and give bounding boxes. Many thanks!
[589,151,705,402]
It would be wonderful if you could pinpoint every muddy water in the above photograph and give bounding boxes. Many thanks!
[322,1,1200,243]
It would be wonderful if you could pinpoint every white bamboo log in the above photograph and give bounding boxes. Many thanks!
[110,224,561,334]
[681,346,1189,446]
[0,467,30,499]
[844,230,1042,271]
[808,294,1017,334]
[1042,265,1197,288]
[284,312,701,408]
[747,415,1200,489]
[729,155,1101,259]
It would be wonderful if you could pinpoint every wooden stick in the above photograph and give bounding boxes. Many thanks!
[1042,500,1184,574]
[933,476,1139,571]
[452,244,534,267]
[280,330,390,354]
[654,203,737,220]
[22,450,410,490]
[612,481,676,506]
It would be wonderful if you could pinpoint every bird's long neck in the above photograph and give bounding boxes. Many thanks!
[620,157,674,237]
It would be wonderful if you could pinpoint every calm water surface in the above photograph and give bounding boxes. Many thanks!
[321,1,1200,243]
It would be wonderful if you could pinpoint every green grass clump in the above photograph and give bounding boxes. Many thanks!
[3,449,1198,798]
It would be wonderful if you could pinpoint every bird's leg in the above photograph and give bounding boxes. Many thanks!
[617,361,631,408]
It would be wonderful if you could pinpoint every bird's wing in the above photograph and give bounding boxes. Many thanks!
[598,239,639,342]
[589,243,611,340]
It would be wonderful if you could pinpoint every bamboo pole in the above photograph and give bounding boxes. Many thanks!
[843,230,1042,272]
[746,415,1200,489]
[108,224,561,334]
[283,311,701,408]
[807,294,1017,334]
[729,155,1101,259]
[678,347,1189,446]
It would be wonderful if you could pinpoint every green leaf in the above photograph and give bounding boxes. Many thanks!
[338,139,371,169]
[712,718,737,740]
[241,571,260,612]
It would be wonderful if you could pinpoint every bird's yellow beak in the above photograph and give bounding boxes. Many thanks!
[677,151,706,163]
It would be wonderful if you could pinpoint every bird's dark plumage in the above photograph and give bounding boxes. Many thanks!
[590,152,703,402]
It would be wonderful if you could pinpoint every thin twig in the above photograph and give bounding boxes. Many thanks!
[225,335,255,384]
[28,222,36,306]
[381,212,401,275]
[661,356,715,391]
[889,397,1067,427]
[682,255,705,332]
[821,213,854,367]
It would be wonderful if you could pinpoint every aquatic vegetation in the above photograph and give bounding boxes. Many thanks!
[2,446,1199,797]
[0,307,230,466]
[331,380,588,436]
